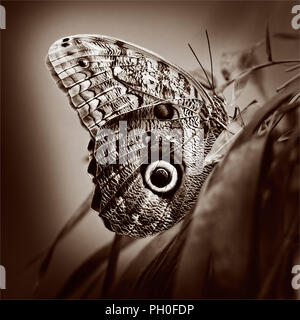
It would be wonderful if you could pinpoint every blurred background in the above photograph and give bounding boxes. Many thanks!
[1,0,299,298]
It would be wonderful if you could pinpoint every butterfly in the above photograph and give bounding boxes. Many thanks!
[46,34,228,237]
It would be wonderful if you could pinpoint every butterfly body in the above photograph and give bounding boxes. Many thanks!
[47,35,227,237]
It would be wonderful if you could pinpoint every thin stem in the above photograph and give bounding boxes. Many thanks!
[33,191,93,295]
[286,64,300,72]
[101,234,123,298]
[188,43,213,91]
[205,30,215,93]
[265,23,273,62]
[276,73,300,92]
[217,59,300,93]
[290,92,300,103]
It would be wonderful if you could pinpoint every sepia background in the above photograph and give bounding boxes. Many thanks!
[1,0,299,298]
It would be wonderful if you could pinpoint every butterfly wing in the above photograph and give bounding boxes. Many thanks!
[47,34,227,237]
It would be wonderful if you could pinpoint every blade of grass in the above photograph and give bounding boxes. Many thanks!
[32,191,93,293]
[266,23,273,62]
[174,134,270,298]
[273,32,299,40]
[229,87,297,151]
[127,220,191,298]
[56,236,135,298]
[100,234,123,298]
[276,73,300,92]
[109,220,185,298]
[256,128,299,298]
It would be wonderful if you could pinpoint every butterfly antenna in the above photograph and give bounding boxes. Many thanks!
[188,43,213,92]
[205,30,215,94]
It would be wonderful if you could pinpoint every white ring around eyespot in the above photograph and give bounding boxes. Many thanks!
[144,160,178,193]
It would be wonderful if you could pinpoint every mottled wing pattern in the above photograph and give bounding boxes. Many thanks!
[47,34,227,237]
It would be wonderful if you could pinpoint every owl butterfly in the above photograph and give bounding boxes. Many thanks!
[47,34,228,237]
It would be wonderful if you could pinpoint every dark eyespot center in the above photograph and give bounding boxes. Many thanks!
[154,103,174,120]
[61,42,70,47]
[78,59,89,67]
[150,168,171,188]
[62,38,70,42]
